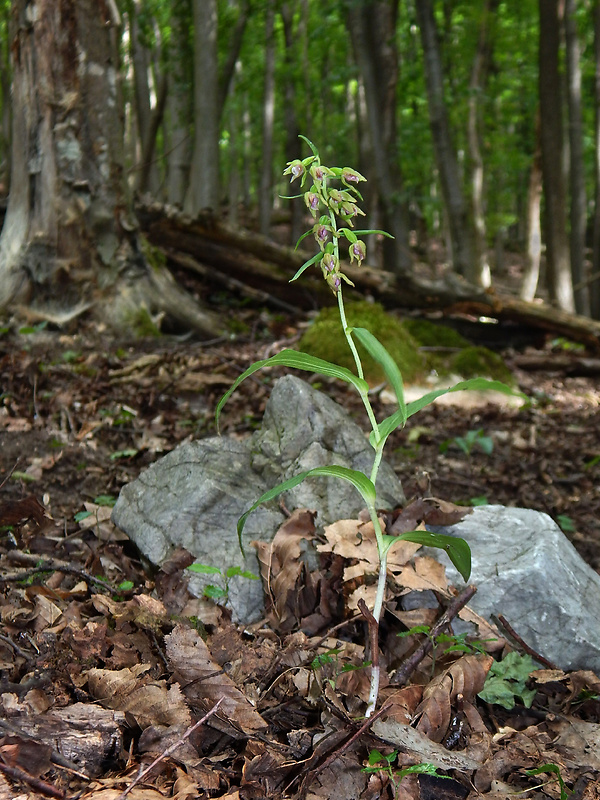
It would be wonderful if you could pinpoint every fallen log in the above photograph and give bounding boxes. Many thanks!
[136,201,600,352]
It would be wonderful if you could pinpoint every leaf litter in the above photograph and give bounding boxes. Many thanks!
[0,319,600,798]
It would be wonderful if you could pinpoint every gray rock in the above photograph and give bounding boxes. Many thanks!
[426,505,600,673]
[112,375,404,622]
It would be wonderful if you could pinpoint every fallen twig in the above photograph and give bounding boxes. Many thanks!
[493,613,559,669]
[0,760,65,799]
[117,698,224,800]
[391,584,478,686]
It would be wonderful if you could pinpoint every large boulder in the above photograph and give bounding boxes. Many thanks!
[426,505,600,673]
[112,375,405,622]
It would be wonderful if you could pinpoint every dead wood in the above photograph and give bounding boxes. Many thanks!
[137,201,600,351]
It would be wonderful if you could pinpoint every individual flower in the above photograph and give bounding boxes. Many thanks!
[349,240,366,266]
[283,159,305,182]
[313,223,331,251]
[326,272,342,295]
[310,164,334,183]
[322,252,338,274]
[341,201,366,224]
[304,192,320,216]
[341,167,366,187]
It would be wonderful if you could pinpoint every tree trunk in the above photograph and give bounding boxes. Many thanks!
[467,0,499,289]
[521,113,543,301]
[593,0,600,319]
[539,0,575,312]
[166,0,192,207]
[281,2,304,247]
[345,0,412,277]
[0,0,222,338]
[185,0,220,214]
[130,1,160,195]
[416,0,476,284]
[259,1,275,237]
[564,0,588,315]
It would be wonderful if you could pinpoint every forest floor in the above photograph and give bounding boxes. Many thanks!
[1,299,600,799]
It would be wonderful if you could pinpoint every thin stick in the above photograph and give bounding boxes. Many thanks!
[117,699,224,800]
[0,761,64,799]
[391,584,478,686]
[494,613,559,669]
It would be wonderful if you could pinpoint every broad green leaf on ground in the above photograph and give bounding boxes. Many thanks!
[382,530,471,582]
[216,350,368,431]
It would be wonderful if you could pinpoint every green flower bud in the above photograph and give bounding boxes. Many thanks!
[304,192,320,216]
[322,252,338,273]
[313,223,331,251]
[349,240,366,266]
[326,272,342,295]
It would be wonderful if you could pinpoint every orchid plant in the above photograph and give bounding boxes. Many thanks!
[217,136,518,716]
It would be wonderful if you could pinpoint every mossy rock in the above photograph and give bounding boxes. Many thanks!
[449,346,514,384]
[298,301,426,384]
[402,318,471,349]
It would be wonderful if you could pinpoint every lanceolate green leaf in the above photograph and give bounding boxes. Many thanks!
[299,134,319,159]
[353,229,395,238]
[237,466,376,553]
[377,378,524,444]
[290,251,324,281]
[382,531,471,582]
[216,350,369,432]
[350,327,407,426]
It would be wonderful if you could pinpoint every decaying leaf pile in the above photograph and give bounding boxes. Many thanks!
[1,323,600,799]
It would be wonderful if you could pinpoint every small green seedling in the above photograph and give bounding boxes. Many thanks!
[478,650,538,710]
[216,136,521,716]
[440,428,493,457]
[557,514,575,534]
[187,563,259,601]
[310,647,371,689]
[363,749,450,790]
[398,625,495,676]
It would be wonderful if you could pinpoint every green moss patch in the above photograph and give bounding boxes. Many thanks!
[299,302,426,384]
[449,346,514,384]
[402,318,470,349]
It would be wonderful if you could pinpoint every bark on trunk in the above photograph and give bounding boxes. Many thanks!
[564,0,588,315]
[185,0,220,214]
[0,0,222,338]
[345,0,412,277]
[416,0,476,283]
[593,0,600,320]
[521,112,543,301]
[539,0,575,311]
[259,1,275,237]
[467,0,498,288]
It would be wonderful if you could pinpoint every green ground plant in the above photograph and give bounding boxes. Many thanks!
[216,136,520,716]
[440,428,494,457]
[187,563,259,601]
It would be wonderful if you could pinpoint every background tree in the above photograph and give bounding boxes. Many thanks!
[0,0,221,336]
[539,0,575,312]
[415,0,477,284]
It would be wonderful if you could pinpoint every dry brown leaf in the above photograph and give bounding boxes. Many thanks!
[165,624,267,734]
[415,654,493,742]
[253,509,322,631]
[87,665,191,729]
[388,497,472,535]
[319,518,420,576]
[396,555,449,594]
